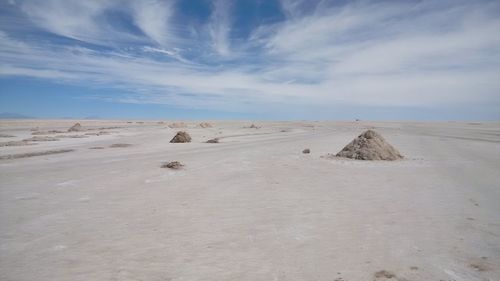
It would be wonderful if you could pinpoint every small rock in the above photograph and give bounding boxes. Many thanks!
[206,138,219,143]
[162,161,184,169]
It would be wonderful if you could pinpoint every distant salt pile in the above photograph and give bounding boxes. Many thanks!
[199,122,212,128]
[249,124,260,129]
[68,123,83,132]
[168,122,187,128]
[336,130,403,160]
[170,131,191,143]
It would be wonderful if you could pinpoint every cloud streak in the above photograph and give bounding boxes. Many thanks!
[208,0,232,56]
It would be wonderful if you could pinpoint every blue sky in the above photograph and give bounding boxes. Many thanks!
[0,0,499,120]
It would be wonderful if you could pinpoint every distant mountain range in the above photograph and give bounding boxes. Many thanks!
[0,112,35,119]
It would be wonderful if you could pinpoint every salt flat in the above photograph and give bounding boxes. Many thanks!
[0,120,499,281]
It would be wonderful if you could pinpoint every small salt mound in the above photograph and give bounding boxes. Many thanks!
[199,122,212,128]
[249,124,260,129]
[170,131,191,143]
[168,122,187,128]
[68,123,83,132]
[336,130,403,160]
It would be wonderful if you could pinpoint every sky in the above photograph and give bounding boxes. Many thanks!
[0,0,499,120]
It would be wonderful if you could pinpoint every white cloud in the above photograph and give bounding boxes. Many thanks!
[131,0,175,46]
[18,0,175,47]
[20,0,116,44]
[1,0,499,116]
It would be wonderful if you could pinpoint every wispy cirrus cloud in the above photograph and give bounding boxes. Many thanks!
[1,0,499,118]
[208,0,232,56]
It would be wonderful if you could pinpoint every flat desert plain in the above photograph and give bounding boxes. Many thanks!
[0,120,499,281]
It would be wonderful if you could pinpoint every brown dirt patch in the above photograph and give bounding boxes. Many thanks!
[23,136,59,142]
[32,130,65,135]
[109,143,132,148]
[0,141,37,147]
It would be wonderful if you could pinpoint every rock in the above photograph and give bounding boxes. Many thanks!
[162,161,184,169]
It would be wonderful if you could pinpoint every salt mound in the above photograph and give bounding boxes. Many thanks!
[249,124,260,129]
[68,123,83,132]
[170,131,191,143]
[336,130,403,160]
[199,122,212,128]
[168,122,187,128]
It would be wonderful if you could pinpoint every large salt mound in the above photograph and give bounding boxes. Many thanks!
[336,130,403,160]
[170,131,191,143]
